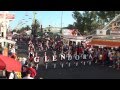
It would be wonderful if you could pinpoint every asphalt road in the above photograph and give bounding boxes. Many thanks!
[16,40,120,79]
[36,63,120,79]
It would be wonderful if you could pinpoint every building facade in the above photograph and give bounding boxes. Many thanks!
[43,27,61,33]
[0,11,15,47]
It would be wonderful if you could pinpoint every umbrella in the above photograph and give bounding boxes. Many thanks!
[0,55,22,72]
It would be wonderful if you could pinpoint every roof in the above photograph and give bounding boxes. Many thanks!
[88,39,120,47]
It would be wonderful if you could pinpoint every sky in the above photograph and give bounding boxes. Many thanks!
[8,11,76,30]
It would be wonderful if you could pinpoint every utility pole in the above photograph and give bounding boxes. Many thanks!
[61,11,63,34]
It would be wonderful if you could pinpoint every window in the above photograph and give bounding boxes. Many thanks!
[1,32,3,37]
[4,42,5,46]
[100,31,102,34]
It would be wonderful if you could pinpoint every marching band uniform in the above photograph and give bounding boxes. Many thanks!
[44,52,49,69]
[87,53,93,65]
[28,50,34,62]
[52,53,57,68]
[34,53,40,70]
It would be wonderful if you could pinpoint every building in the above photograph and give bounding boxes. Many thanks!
[43,27,61,33]
[0,11,15,38]
[96,29,108,36]
[0,11,15,47]
[89,14,120,48]
[109,20,120,35]
[62,29,78,36]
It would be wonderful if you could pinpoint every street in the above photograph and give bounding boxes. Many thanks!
[36,63,120,79]
[16,39,120,79]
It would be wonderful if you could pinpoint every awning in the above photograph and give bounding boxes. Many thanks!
[88,39,120,47]
[0,55,22,72]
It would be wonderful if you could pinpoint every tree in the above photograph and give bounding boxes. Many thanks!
[12,29,17,32]
[67,24,75,29]
[31,19,40,37]
[70,11,120,34]
[67,11,120,33]
[96,11,120,25]
[71,11,99,34]
[72,11,84,33]
[26,25,31,30]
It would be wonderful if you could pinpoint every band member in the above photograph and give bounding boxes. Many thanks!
[28,43,35,52]
[74,52,81,67]
[34,53,40,70]
[46,40,49,50]
[82,52,87,65]
[66,51,72,67]
[28,40,32,46]
[52,51,57,69]
[38,42,43,51]
[60,51,65,68]
[87,52,93,65]
[28,50,34,63]
[44,52,50,69]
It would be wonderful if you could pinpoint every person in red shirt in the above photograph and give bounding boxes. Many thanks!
[27,64,37,78]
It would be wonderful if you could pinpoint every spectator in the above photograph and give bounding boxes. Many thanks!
[0,44,3,54]
[22,65,28,78]
[27,64,37,78]
[9,70,18,79]
[23,70,33,79]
